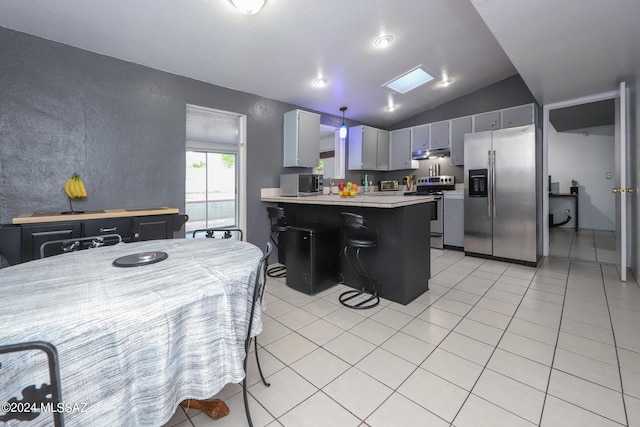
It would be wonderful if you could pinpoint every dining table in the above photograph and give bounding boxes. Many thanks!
[0,237,264,427]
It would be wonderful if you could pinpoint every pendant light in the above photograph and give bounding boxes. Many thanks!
[339,106,348,139]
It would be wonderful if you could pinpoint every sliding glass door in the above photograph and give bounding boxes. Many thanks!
[185,104,242,237]
[185,151,237,236]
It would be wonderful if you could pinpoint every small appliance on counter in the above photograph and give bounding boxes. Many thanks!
[280,173,323,196]
[378,180,399,191]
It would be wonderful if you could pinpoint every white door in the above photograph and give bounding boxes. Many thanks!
[614,81,629,281]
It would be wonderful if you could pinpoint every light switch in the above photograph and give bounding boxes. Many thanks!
[606,172,613,179]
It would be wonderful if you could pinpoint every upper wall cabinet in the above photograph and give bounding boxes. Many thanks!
[450,116,472,166]
[473,111,501,132]
[429,121,450,150]
[501,104,536,128]
[411,123,430,150]
[389,128,418,170]
[348,125,389,171]
[283,109,321,167]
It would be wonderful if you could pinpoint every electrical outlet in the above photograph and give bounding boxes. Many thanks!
[606,172,613,179]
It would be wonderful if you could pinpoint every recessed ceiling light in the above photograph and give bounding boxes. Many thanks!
[230,0,266,14]
[386,104,397,112]
[312,78,327,88]
[384,66,434,94]
[375,34,394,48]
[440,78,452,87]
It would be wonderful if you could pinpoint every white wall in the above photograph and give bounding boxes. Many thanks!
[548,124,616,230]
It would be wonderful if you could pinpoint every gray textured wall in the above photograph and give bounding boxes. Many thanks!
[0,27,352,247]
[0,26,534,247]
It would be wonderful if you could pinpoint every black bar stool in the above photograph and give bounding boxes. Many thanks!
[266,207,293,278]
[339,212,380,309]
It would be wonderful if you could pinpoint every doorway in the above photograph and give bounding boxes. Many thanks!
[543,86,630,279]
[547,99,616,263]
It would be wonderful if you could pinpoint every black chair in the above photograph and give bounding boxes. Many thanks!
[192,228,243,241]
[243,242,272,427]
[338,212,381,309]
[39,234,123,259]
[0,341,64,426]
[266,207,293,278]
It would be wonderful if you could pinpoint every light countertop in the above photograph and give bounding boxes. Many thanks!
[13,207,180,224]
[261,189,434,208]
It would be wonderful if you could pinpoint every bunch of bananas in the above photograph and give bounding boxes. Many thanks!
[64,173,88,199]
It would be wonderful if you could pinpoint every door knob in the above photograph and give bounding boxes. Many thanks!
[627,188,635,193]
[612,188,622,193]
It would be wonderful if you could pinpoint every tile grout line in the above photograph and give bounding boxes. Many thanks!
[448,260,552,426]
[536,257,570,426]
[601,263,630,427]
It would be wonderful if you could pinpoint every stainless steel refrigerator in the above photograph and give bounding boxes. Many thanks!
[464,124,542,266]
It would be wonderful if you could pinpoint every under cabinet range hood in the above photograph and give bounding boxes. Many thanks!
[412,148,450,160]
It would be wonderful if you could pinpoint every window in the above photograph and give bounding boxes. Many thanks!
[185,105,246,237]
[315,125,345,179]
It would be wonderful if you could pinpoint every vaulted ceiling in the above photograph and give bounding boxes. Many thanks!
[0,0,638,128]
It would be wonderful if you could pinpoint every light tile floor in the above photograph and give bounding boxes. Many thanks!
[164,249,640,427]
[550,228,617,264]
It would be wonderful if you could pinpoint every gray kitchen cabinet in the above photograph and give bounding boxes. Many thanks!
[501,104,536,128]
[283,109,321,167]
[389,128,418,170]
[376,128,390,170]
[474,111,501,132]
[411,123,430,150]
[348,125,389,170]
[450,116,472,166]
[444,195,464,248]
[429,121,450,150]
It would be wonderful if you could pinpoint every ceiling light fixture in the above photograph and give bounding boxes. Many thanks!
[230,0,266,14]
[440,75,452,87]
[339,107,348,139]
[386,104,397,112]
[313,78,327,88]
[384,66,434,94]
[375,34,393,48]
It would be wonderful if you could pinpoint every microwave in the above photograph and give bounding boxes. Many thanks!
[280,174,323,196]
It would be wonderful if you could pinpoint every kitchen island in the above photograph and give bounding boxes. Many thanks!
[261,190,434,305]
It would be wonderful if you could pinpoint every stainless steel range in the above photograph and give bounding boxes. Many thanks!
[415,176,455,249]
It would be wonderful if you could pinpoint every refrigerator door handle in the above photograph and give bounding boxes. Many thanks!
[487,150,492,218]
[492,150,497,217]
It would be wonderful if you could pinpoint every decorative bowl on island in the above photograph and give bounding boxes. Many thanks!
[338,182,358,197]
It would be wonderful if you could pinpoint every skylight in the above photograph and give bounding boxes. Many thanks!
[384,66,434,94]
